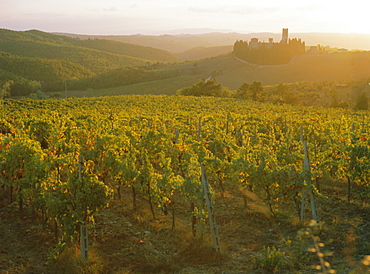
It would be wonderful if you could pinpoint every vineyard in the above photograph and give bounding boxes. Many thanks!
[1,95,370,273]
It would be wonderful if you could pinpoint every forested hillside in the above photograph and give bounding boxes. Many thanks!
[0,39,149,74]
[0,29,179,93]
[0,51,94,93]
[0,29,179,64]
[71,38,180,63]
[69,65,181,90]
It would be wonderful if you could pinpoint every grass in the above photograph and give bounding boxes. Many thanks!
[47,75,200,98]
[91,75,200,97]
[47,246,107,274]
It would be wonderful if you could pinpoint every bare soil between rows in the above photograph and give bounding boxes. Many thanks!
[1,179,369,273]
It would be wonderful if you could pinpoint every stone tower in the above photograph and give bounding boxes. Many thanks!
[281,28,288,44]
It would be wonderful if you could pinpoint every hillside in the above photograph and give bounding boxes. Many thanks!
[0,29,160,74]
[63,51,370,105]
[68,65,182,91]
[175,45,233,61]
[0,39,150,75]
[1,29,370,96]
[2,29,179,64]
[60,32,246,54]
[0,51,94,92]
[0,29,180,92]
[163,52,370,90]
[70,38,180,63]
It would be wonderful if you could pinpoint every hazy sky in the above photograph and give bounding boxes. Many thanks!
[1,0,369,35]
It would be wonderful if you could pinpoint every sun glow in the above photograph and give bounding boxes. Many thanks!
[314,2,370,34]
[1,0,370,34]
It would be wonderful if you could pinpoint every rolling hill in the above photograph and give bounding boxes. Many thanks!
[0,39,149,74]
[171,52,370,90]
[1,29,370,97]
[0,51,93,80]
[0,29,181,92]
[2,29,179,63]
[175,45,233,61]
[59,32,244,54]
[59,51,370,100]
[70,38,180,63]
[0,51,95,92]
[0,29,181,74]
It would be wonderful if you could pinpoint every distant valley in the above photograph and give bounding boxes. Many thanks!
[60,31,370,53]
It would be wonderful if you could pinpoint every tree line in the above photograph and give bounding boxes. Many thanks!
[177,79,370,110]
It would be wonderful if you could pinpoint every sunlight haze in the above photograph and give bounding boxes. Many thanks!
[2,1,370,273]
[1,0,370,35]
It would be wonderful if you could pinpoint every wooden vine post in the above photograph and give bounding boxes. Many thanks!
[80,223,88,260]
[200,163,221,253]
[78,155,89,260]
[175,128,180,144]
[347,124,356,202]
[300,127,319,223]
[197,117,202,139]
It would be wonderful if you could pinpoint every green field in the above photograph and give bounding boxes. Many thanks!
[91,75,200,96]
[47,75,200,98]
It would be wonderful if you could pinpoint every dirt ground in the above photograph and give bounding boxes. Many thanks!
[0,202,54,273]
[1,178,370,273]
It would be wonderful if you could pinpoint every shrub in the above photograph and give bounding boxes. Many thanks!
[354,92,369,110]
[252,246,286,272]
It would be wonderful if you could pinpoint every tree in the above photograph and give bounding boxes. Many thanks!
[11,79,41,96]
[235,81,264,101]
[275,83,289,95]
[354,92,369,110]
[236,82,251,99]
[250,81,263,101]
[0,80,14,100]
[177,80,230,97]
[327,88,339,108]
